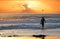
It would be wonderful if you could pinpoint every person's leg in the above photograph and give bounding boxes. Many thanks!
[42,23,44,29]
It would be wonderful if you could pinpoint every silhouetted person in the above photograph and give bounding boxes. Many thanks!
[40,17,46,29]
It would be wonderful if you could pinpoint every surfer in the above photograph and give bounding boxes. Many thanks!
[40,17,46,29]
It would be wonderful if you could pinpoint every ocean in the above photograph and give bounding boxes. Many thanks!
[0,14,60,37]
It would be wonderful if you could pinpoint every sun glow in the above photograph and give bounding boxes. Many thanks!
[0,0,59,14]
[26,1,40,8]
[15,1,39,8]
[23,0,50,13]
[24,0,50,11]
[15,0,48,9]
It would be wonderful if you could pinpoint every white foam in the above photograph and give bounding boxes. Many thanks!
[0,28,60,37]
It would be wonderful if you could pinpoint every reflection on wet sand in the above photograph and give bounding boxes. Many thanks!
[0,36,60,39]
[45,36,60,39]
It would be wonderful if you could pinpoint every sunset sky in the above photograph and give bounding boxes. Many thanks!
[0,0,60,14]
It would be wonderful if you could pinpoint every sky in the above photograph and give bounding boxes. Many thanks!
[0,0,60,14]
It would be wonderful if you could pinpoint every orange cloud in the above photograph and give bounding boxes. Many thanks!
[0,0,60,14]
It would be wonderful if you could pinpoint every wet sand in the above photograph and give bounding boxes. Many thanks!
[0,36,60,39]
